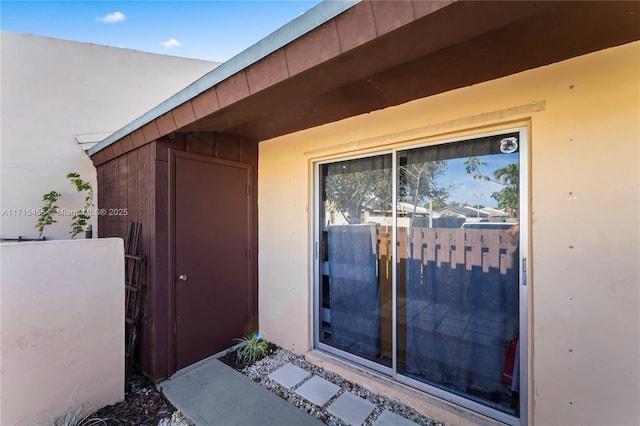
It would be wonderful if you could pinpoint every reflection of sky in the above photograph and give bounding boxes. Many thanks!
[442,153,518,208]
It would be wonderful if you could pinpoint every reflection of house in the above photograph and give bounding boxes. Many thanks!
[481,207,508,218]
[395,202,441,227]
[438,206,488,219]
[87,2,639,426]
[327,201,442,227]
[396,202,440,218]
[439,206,509,222]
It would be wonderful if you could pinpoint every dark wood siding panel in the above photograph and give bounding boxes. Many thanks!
[214,133,241,162]
[105,162,113,236]
[98,164,107,234]
[127,151,138,225]
[118,156,128,238]
[185,132,215,157]
[108,160,119,237]
[99,150,143,240]
[239,137,258,165]
[137,143,154,375]
[152,159,170,377]
[161,131,256,166]
[155,138,185,162]
[98,161,112,235]
[136,144,151,260]
[97,164,106,234]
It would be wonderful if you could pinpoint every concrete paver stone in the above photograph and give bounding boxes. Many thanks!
[294,375,341,407]
[372,410,419,426]
[160,357,323,426]
[267,362,312,389]
[326,392,376,426]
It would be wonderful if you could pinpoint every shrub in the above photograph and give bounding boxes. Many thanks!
[233,333,269,365]
[67,172,93,238]
[35,190,61,239]
[38,402,107,426]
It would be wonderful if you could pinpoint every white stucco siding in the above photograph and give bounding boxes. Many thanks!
[258,41,640,425]
[258,138,314,353]
[0,31,218,240]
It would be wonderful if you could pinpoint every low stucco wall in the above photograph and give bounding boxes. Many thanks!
[258,41,639,425]
[0,238,124,425]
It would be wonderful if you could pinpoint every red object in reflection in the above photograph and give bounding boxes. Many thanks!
[502,336,519,387]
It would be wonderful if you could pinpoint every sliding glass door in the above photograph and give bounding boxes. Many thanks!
[315,129,526,424]
[396,132,522,418]
[317,154,393,368]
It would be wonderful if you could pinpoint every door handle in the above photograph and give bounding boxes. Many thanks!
[178,273,188,281]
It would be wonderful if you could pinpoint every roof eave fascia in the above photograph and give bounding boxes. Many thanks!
[88,0,360,157]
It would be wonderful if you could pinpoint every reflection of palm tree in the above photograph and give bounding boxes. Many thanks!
[465,157,519,218]
[494,164,519,189]
[492,164,519,218]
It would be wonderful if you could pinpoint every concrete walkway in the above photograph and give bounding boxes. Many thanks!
[160,357,324,426]
[161,355,423,426]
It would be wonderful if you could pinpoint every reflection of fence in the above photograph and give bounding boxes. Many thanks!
[375,225,519,365]
[376,226,518,274]
[324,224,519,373]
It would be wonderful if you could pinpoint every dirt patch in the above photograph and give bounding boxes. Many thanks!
[90,371,175,425]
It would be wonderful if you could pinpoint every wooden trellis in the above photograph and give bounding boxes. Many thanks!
[124,222,145,388]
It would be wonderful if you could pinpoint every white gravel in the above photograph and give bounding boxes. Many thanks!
[242,348,446,426]
[158,347,446,426]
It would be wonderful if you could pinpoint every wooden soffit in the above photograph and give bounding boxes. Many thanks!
[91,0,640,165]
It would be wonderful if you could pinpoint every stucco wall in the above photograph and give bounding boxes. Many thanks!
[258,41,639,425]
[0,238,125,425]
[0,31,218,240]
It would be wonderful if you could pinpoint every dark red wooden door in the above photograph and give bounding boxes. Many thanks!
[174,154,251,370]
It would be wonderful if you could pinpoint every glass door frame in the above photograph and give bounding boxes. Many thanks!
[313,149,396,377]
[313,127,529,425]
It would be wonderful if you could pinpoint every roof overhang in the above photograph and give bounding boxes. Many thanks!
[89,0,640,163]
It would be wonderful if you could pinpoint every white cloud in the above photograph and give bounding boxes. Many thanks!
[97,11,126,24]
[162,38,182,48]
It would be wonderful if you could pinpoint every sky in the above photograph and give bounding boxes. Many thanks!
[445,153,518,208]
[1,1,324,62]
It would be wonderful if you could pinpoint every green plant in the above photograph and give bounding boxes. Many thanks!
[67,172,94,238]
[37,402,107,426]
[233,332,269,365]
[35,190,61,239]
